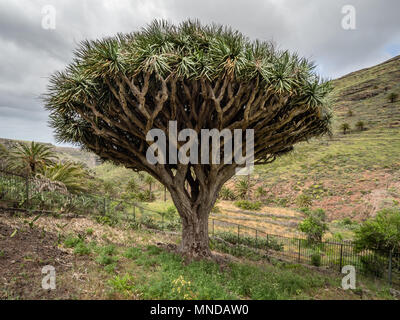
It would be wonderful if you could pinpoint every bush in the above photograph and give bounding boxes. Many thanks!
[360,254,386,277]
[296,194,312,208]
[163,205,177,218]
[310,251,322,267]
[136,190,155,202]
[95,214,119,227]
[298,208,329,243]
[235,178,251,200]
[255,187,267,199]
[219,187,237,200]
[354,208,400,252]
[234,200,262,211]
[217,231,283,252]
[64,234,85,248]
[74,242,91,255]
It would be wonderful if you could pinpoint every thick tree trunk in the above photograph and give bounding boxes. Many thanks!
[168,184,220,259]
[180,206,211,259]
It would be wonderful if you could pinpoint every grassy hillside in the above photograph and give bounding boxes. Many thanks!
[246,55,400,222]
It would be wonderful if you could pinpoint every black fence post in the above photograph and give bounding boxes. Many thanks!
[237,225,240,245]
[212,219,215,237]
[25,175,30,210]
[133,204,136,221]
[103,197,106,216]
[388,250,392,287]
[339,243,344,272]
[298,239,301,263]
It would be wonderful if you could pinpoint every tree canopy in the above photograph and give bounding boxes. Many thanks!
[44,20,332,258]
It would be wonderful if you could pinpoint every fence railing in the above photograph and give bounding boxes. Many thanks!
[208,217,400,287]
[1,169,399,287]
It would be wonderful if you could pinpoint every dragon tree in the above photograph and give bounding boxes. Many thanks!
[44,20,331,259]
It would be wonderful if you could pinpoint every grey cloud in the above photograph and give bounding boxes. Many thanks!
[0,0,399,144]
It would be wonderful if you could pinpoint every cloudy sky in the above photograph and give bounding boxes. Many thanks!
[0,0,399,145]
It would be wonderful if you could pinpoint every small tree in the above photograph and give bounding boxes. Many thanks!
[298,208,328,243]
[388,92,399,103]
[340,123,350,135]
[355,120,365,131]
[144,175,156,194]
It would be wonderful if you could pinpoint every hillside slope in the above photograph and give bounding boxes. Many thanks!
[252,55,400,222]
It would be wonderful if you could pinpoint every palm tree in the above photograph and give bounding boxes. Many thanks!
[355,120,365,131]
[236,178,251,200]
[8,141,57,175]
[340,123,350,135]
[144,175,155,194]
[388,92,399,103]
[40,161,90,193]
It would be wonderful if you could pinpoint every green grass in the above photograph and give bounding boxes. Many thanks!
[122,244,335,300]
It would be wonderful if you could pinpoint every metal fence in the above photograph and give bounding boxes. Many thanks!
[0,169,178,229]
[1,169,399,287]
[209,217,400,287]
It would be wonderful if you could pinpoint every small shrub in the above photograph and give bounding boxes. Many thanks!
[354,208,400,252]
[86,228,94,235]
[388,92,398,103]
[219,187,237,200]
[64,235,84,248]
[163,205,177,218]
[124,247,142,260]
[108,274,136,297]
[360,255,386,277]
[310,251,322,267]
[139,216,159,229]
[255,187,267,199]
[95,214,118,227]
[355,120,365,131]
[136,190,155,202]
[74,242,91,255]
[340,123,350,135]
[96,245,118,267]
[235,178,251,200]
[296,194,312,208]
[234,200,262,211]
[298,208,329,243]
